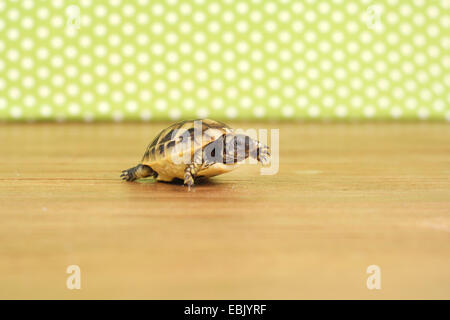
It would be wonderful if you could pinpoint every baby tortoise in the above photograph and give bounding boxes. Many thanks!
[121,119,271,187]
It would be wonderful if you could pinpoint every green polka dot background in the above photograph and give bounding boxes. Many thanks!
[0,0,449,122]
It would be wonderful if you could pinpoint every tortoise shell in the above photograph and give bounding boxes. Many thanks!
[140,119,235,181]
[142,119,232,163]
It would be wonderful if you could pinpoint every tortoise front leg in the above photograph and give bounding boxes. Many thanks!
[184,150,203,189]
[255,141,271,165]
[121,164,155,182]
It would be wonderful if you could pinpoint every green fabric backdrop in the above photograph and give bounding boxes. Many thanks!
[0,0,449,121]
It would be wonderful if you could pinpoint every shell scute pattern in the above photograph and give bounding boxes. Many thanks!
[141,119,231,164]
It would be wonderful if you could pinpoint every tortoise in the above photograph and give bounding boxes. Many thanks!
[121,119,271,187]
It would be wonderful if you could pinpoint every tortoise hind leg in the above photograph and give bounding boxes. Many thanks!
[121,164,156,182]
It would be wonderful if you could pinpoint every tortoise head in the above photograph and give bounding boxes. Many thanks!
[202,133,268,165]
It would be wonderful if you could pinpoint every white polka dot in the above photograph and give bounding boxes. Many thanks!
[139,90,152,102]
[10,106,23,118]
[140,109,152,121]
[68,103,80,115]
[390,107,403,118]
[335,105,347,117]
[98,102,110,114]
[197,108,209,118]
[40,105,52,117]
[282,106,294,117]
[418,108,429,119]
[226,107,238,119]
[364,106,376,118]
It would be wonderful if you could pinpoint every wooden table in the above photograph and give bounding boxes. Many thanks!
[0,123,449,299]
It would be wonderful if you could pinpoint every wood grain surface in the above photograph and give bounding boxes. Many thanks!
[0,123,449,299]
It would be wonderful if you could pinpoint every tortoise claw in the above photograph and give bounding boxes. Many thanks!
[184,174,194,191]
[258,147,271,166]
[121,170,135,182]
